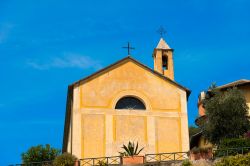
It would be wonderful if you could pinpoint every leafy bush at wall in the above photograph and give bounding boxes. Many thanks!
[219,138,250,149]
[215,153,250,166]
[214,138,250,157]
[97,160,108,166]
[53,153,77,166]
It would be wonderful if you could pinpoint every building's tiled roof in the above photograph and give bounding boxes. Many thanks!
[217,79,250,90]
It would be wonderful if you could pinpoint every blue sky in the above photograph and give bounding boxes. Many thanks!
[1,0,250,165]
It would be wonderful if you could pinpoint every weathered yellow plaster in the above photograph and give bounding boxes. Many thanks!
[144,117,148,142]
[79,61,181,110]
[113,116,116,141]
[239,86,250,115]
[178,117,182,152]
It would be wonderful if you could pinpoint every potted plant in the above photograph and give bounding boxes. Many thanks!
[119,141,144,165]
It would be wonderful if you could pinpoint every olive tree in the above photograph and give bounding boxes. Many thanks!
[203,87,250,144]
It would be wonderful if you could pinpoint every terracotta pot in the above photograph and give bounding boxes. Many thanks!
[190,152,201,160]
[200,152,206,159]
[204,149,213,159]
[75,160,79,166]
[122,155,144,165]
[200,149,213,160]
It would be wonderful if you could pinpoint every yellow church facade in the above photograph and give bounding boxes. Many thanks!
[62,38,191,159]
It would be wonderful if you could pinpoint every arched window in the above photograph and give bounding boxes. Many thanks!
[162,55,168,70]
[115,96,146,110]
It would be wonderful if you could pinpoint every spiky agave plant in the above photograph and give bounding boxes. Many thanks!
[119,141,144,156]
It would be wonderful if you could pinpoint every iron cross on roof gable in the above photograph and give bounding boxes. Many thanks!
[122,42,135,56]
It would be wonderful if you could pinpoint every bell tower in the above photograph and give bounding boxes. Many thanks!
[153,38,174,80]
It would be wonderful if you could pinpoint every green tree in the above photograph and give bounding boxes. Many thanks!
[22,144,60,164]
[189,126,201,138]
[203,87,250,144]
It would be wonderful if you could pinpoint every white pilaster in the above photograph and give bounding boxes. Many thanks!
[72,86,82,158]
[180,90,190,152]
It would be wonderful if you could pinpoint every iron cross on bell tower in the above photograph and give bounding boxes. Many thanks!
[157,26,167,37]
[122,42,135,56]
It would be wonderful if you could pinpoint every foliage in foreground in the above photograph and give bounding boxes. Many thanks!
[214,138,250,157]
[119,141,144,156]
[97,160,108,166]
[53,153,77,166]
[203,87,250,144]
[215,153,250,166]
[22,144,60,164]
[182,159,192,166]
[218,138,250,149]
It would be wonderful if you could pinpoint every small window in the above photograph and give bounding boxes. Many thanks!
[115,96,146,110]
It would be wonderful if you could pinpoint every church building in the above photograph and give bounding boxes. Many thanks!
[62,38,191,159]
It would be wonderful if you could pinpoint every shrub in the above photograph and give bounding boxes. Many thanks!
[215,153,250,166]
[219,138,250,149]
[215,138,250,156]
[182,159,192,166]
[97,160,108,166]
[21,144,60,164]
[53,153,77,166]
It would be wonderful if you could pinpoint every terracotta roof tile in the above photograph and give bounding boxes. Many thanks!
[217,79,250,89]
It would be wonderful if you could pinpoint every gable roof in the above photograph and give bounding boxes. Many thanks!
[217,79,250,90]
[69,56,191,97]
[156,37,171,49]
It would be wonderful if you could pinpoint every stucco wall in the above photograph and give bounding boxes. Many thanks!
[79,61,180,110]
[68,60,189,159]
[239,86,250,115]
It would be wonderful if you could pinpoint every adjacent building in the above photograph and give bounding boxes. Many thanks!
[191,79,250,149]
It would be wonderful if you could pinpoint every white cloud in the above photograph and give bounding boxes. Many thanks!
[27,53,102,70]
